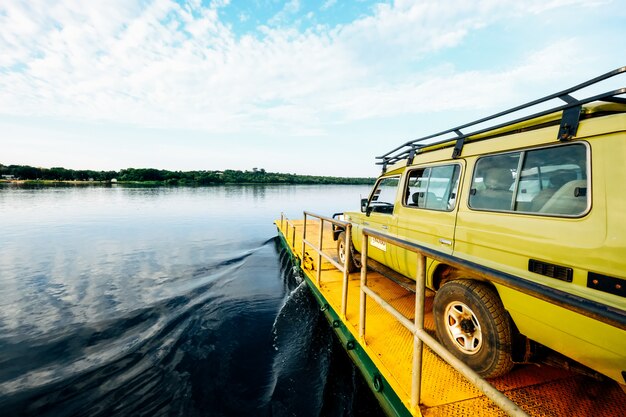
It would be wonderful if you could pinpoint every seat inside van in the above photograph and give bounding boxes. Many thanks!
[530,171,578,212]
[538,179,588,215]
[470,167,513,210]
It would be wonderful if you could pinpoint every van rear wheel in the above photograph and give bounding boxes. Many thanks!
[337,231,358,273]
[433,280,514,379]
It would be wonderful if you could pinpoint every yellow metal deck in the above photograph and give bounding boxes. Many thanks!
[276,219,626,417]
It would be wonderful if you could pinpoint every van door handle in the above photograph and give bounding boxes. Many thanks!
[439,238,452,246]
[382,225,389,230]
[363,222,370,226]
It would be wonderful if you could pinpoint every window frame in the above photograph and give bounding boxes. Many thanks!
[402,163,462,212]
[468,142,591,218]
[366,174,401,215]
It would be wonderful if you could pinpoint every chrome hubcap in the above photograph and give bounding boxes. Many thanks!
[443,301,482,354]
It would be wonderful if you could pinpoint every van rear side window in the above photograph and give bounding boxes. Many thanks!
[404,164,460,211]
[469,144,589,216]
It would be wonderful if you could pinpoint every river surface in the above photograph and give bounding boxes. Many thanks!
[0,184,386,417]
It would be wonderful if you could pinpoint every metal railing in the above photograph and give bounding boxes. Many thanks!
[358,227,529,416]
[279,213,625,415]
[285,213,526,415]
[299,211,352,318]
[279,212,299,248]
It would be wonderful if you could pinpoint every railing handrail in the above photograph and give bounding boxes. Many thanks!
[360,227,529,417]
[363,227,626,331]
[302,240,344,272]
[303,210,351,228]
[280,213,300,248]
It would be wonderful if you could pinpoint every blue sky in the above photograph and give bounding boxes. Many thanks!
[1,0,625,177]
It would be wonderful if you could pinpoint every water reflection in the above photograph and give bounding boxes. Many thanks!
[0,184,379,416]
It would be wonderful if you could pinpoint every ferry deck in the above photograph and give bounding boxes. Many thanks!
[275,215,626,417]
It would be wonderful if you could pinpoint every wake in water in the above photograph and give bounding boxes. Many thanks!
[0,237,384,417]
[266,279,331,417]
[264,243,386,417]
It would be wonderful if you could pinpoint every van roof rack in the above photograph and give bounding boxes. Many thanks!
[376,66,626,172]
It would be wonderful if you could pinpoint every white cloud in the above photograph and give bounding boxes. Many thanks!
[268,0,301,26]
[0,0,623,174]
[321,0,336,11]
[523,0,608,14]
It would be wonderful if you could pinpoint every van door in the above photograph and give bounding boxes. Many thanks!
[361,175,401,267]
[395,163,463,278]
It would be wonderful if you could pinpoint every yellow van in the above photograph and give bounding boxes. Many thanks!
[337,68,626,387]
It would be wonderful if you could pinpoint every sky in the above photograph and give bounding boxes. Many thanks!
[1,0,625,177]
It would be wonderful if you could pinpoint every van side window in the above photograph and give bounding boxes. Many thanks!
[368,176,400,214]
[516,144,588,215]
[405,165,460,211]
[469,144,589,216]
[469,154,519,211]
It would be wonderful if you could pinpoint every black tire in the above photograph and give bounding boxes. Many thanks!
[337,231,358,273]
[433,279,514,378]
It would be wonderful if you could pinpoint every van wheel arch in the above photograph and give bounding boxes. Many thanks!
[432,264,465,290]
[432,265,498,292]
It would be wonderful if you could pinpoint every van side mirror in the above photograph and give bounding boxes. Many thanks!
[361,198,368,213]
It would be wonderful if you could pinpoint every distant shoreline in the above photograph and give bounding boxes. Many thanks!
[1,179,115,185]
[0,179,373,186]
[0,164,375,186]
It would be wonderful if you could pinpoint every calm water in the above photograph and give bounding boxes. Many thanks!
[0,184,385,417]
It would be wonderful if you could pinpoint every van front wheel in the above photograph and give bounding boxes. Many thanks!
[337,231,358,273]
[433,280,514,379]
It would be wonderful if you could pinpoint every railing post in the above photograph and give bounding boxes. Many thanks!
[317,219,324,285]
[292,223,296,247]
[280,212,284,231]
[302,212,307,263]
[411,253,426,410]
[359,230,369,340]
[340,223,351,318]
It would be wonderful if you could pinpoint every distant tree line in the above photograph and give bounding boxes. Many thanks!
[0,164,375,185]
